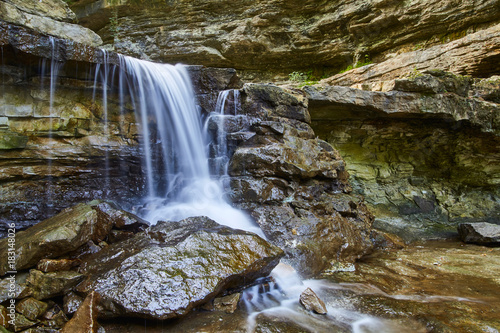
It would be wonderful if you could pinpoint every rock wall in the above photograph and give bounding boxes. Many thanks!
[307,72,500,240]
[73,0,500,79]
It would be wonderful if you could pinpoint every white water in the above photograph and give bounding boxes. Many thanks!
[116,56,263,236]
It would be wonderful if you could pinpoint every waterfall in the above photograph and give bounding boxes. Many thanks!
[115,56,263,236]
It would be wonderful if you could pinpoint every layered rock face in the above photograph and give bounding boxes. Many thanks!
[0,0,102,46]
[73,0,500,79]
[307,72,500,240]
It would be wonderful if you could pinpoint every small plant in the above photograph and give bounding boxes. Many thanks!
[288,70,320,87]
[407,67,423,79]
[338,55,372,74]
[288,71,308,82]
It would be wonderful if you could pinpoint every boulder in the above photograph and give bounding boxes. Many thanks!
[0,203,106,275]
[458,222,500,245]
[76,216,283,320]
[61,291,101,333]
[299,287,327,315]
[0,200,147,276]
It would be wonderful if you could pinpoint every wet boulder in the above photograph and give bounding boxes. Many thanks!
[76,216,283,320]
[0,200,148,276]
[458,222,500,245]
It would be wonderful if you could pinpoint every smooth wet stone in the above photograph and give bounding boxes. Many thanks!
[299,288,327,315]
[328,241,500,332]
[77,216,283,320]
[15,297,48,321]
[93,201,149,231]
[61,291,100,333]
[458,222,500,245]
[26,270,85,300]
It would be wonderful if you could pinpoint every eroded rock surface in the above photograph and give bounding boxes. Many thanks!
[0,200,147,275]
[74,0,500,79]
[307,71,500,240]
[76,216,283,320]
[0,0,102,46]
[323,23,500,88]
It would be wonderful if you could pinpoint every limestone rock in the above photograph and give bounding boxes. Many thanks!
[458,222,500,245]
[2,0,76,22]
[222,83,373,276]
[0,129,28,149]
[63,292,84,315]
[93,201,149,231]
[15,297,48,321]
[0,1,102,46]
[323,23,500,88]
[61,291,100,333]
[40,305,68,329]
[14,313,38,331]
[76,216,283,320]
[0,272,29,302]
[304,83,500,135]
[299,287,327,315]
[77,0,500,78]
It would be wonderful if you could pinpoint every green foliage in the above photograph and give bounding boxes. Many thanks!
[338,55,372,74]
[288,70,319,87]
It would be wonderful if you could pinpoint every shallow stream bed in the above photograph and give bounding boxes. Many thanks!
[102,241,500,332]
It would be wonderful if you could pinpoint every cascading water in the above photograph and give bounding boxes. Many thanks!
[114,55,263,236]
